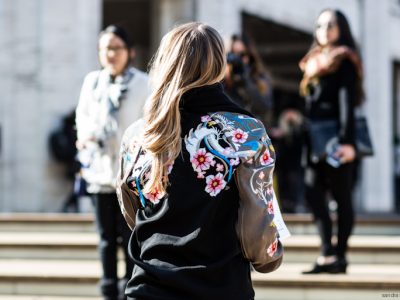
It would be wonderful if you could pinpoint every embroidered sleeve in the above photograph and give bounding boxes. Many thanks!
[208,112,283,273]
[116,120,144,230]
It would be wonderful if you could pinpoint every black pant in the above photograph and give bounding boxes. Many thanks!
[305,162,355,259]
[92,192,134,299]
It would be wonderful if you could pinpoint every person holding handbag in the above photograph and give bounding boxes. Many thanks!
[299,9,364,274]
[116,22,285,300]
[75,25,150,299]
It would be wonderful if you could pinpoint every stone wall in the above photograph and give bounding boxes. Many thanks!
[0,0,101,212]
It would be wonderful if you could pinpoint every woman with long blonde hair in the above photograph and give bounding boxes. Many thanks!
[117,22,284,299]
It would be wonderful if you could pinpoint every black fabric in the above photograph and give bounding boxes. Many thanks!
[303,59,357,261]
[179,83,253,116]
[125,84,255,300]
[306,59,357,145]
[305,162,355,258]
[92,193,134,298]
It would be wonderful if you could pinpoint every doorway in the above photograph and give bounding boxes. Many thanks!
[103,0,152,70]
[242,12,312,213]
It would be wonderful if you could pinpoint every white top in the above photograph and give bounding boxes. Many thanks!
[76,67,150,193]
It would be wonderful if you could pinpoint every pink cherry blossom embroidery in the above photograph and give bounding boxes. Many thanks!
[201,115,212,122]
[267,239,278,257]
[267,201,274,214]
[191,148,215,172]
[144,189,164,204]
[230,157,240,166]
[205,173,227,196]
[260,148,274,166]
[197,171,205,179]
[222,147,235,156]
[258,171,265,179]
[216,163,224,172]
[231,128,248,143]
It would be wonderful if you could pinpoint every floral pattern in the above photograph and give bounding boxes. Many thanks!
[205,173,227,196]
[201,115,212,123]
[126,148,174,207]
[144,188,164,204]
[121,111,281,269]
[216,163,224,172]
[267,201,274,215]
[230,157,240,166]
[267,238,278,257]
[129,112,276,209]
[184,112,275,198]
[260,148,274,166]
[191,148,216,172]
[231,128,248,143]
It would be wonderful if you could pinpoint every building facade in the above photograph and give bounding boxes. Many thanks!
[1,0,399,213]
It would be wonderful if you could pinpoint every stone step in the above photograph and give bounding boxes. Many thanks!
[1,213,399,235]
[284,213,400,235]
[0,259,398,298]
[0,232,98,260]
[283,235,400,264]
[0,297,101,300]
[0,214,95,233]
[254,263,400,300]
[1,232,399,264]
[0,260,101,297]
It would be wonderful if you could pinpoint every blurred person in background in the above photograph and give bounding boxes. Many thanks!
[224,34,273,126]
[49,110,81,212]
[299,9,364,274]
[270,103,305,213]
[75,25,150,299]
[116,22,283,300]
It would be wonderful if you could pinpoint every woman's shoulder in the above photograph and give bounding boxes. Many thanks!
[83,70,101,83]
[209,111,266,137]
[127,68,150,96]
[208,111,269,158]
[130,67,149,84]
[122,119,144,144]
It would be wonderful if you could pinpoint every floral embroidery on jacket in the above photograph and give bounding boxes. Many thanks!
[260,147,274,166]
[191,148,216,173]
[267,238,279,257]
[143,188,164,205]
[126,148,174,207]
[184,112,274,197]
[205,173,227,196]
[230,128,248,143]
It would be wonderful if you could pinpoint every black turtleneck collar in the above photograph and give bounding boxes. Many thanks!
[180,83,253,117]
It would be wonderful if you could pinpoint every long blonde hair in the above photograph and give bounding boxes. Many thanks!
[142,22,226,195]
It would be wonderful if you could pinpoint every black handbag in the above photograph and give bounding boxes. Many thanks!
[308,116,374,161]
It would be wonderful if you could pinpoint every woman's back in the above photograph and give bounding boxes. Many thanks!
[116,22,283,300]
[120,85,254,299]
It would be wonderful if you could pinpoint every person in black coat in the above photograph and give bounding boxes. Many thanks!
[116,22,286,300]
[299,9,364,274]
[223,34,274,126]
